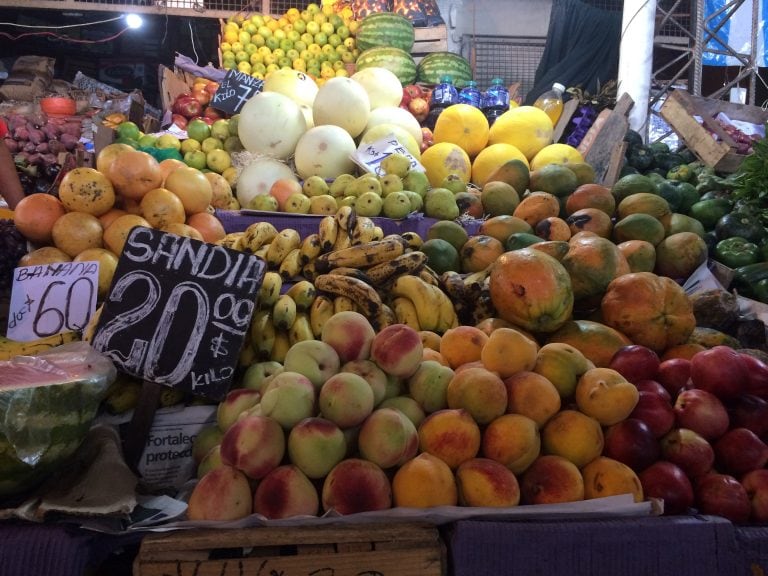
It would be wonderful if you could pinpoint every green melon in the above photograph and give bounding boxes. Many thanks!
[416,52,474,88]
[356,46,418,85]
[355,12,415,52]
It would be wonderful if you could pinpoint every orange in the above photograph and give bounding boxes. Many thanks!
[471,143,529,187]
[158,158,187,183]
[105,149,163,201]
[103,214,151,255]
[13,193,67,245]
[95,142,133,174]
[164,166,214,215]
[51,211,104,257]
[420,142,472,187]
[480,327,539,378]
[439,325,488,369]
[488,105,554,161]
[98,208,128,230]
[433,103,490,158]
[58,167,116,216]
[140,188,186,229]
[392,452,458,508]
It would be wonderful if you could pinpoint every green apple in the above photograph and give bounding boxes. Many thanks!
[180,138,201,155]
[206,149,232,174]
[155,133,182,151]
[184,149,207,171]
[201,137,223,153]
[186,118,211,143]
[210,119,230,141]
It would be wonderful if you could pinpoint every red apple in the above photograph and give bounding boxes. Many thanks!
[608,344,661,384]
[659,428,714,480]
[408,97,430,122]
[741,469,768,522]
[191,86,212,106]
[603,418,660,472]
[638,461,694,515]
[695,473,751,523]
[403,84,424,100]
[171,113,188,130]
[203,106,224,121]
[728,394,768,441]
[713,427,768,476]
[204,81,220,96]
[689,345,747,401]
[673,388,729,441]
[172,94,203,118]
[399,91,411,107]
[655,357,692,399]
[635,379,671,403]
[629,390,675,439]
[740,353,768,399]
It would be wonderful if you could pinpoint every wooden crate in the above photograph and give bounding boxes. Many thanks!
[133,522,445,576]
[158,65,198,114]
[659,89,768,172]
[412,25,448,61]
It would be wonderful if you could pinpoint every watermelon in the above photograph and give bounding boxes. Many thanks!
[356,46,418,86]
[0,342,115,499]
[355,12,415,53]
[416,52,474,88]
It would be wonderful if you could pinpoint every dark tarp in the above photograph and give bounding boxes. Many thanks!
[524,0,623,104]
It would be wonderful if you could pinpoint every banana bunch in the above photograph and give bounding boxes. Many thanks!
[0,331,80,361]
[440,265,497,326]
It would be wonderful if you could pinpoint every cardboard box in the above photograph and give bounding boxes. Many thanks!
[158,65,196,114]
[133,522,445,576]
[660,89,768,172]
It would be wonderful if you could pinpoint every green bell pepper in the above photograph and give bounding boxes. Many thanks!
[714,236,761,268]
[752,278,768,304]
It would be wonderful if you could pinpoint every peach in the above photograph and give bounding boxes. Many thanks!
[475,316,517,336]
[419,330,442,351]
[575,367,640,426]
[407,359,455,413]
[241,360,285,392]
[383,373,404,400]
[422,348,449,366]
[541,409,604,468]
[439,325,489,369]
[358,407,419,469]
[283,339,341,389]
[456,457,521,508]
[321,458,392,514]
[192,424,224,464]
[258,371,317,429]
[446,366,508,425]
[481,327,539,378]
[533,342,594,399]
[418,408,481,469]
[187,465,253,521]
[216,388,262,432]
[220,413,285,479]
[321,310,376,362]
[197,444,223,479]
[482,413,541,475]
[319,372,375,428]
[287,416,347,479]
[520,455,585,505]
[252,464,320,519]
[392,452,458,508]
[371,324,424,377]
[340,359,388,406]
[581,456,644,503]
[504,371,561,428]
[378,396,426,428]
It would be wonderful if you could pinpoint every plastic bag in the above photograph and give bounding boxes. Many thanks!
[0,342,116,498]
[392,0,444,27]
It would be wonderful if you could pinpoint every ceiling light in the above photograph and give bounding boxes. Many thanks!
[125,13,143,30]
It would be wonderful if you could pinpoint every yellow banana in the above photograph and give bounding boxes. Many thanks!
[299,233,323,265]
[266,228,301,268]
[366,251,427,286]
[103,378,143,414]
[333,295,357,314]
[335,205,357,231]
[309,294,335,338]
[315,237,407,272]
[434,287,459,334]
[471,291,497,325]
[289,312,314,345]
[390,274,440,332]
[440,270,467,302]
[159,387,187,408]
[272,294,298,331]
[242,221,278,253]
[392,296,421,330]
[279,247,303,280]
[239,345,258,367]
[371,226,384,241]
[315,273,383,322]
[0,331,80,361]
[318,215,339,252]
[216,231,244,250]
[286,280,317,311]
[419,265,441,287]
[351,215,376,244]
[328,266,374,284]
[82,305,103,343]
[253,242,271,261]
[258,271,283,309]
[302,259,320,282]
[271,330,291,363]
[332,226,351,251]
[400,231,423,250]
[375,303,396,331]
[250,309,277,361]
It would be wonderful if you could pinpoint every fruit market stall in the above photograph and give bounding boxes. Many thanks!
[4,1,768,575]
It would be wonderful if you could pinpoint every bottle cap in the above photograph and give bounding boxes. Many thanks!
[492,77,504,85]
[465,80,478,88]
[553,82,566,93]
[440,75,454,83]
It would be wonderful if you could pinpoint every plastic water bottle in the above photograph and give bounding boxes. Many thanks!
[458,80,481,108]
[533,82,566,125]
[482,78,510,125]
[425,75,459,129]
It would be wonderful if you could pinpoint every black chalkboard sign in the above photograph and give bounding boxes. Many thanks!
[91,226,265,401]
[211,69,264,115]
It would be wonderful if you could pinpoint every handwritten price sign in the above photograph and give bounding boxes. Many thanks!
[211,69,264,115]
[91,227,265,400]
[7,261,99,341]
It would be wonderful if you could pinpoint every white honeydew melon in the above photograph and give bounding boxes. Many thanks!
[312,77,371,139]
[299,104,314,129]
[351,67,403,110]
[238,91,307,160]
[365,106,423,146]
[359,123,421,160]
[294,125,357,180]
[262,68,319,108]
[236,157,297,207]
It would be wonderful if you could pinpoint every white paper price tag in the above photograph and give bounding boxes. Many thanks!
[352,133,426,176]
[7,260,99,341]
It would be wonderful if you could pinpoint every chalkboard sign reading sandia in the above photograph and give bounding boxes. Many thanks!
[211,69,264,114]
[91,226,265,400]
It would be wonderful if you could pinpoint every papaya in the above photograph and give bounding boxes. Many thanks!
[513,191,561,228]
[484,158,530,194]
[611,173,657,203]
[565,183,615,216]
[534,216,572,242]
[617,192,671,220]
[546,319,633,368]
[566,208,613,239]
[616,240,656,273]
[654,232,708,280]
[561,234,631,303]
[530,240,571,261]
[612,213,666,245]
[460,234,505,273]
[478,214,533,243]
[660,213,706,238]
[529,164,579,198]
